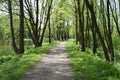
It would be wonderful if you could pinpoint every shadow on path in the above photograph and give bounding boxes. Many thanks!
[23,42,74,80]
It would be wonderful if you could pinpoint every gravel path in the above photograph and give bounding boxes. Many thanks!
[23,42,74,80]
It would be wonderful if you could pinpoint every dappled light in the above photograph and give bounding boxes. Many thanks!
[0,0,120,80]
[23,42,74,80]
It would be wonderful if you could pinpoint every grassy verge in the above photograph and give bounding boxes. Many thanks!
[0,42,57,80]
[66,41,120,80]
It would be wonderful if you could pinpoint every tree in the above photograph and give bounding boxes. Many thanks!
[24,0,53,47]
[106,0,114,61]
[51,0,72,41]
[76,0,85,51]
[8,0,24,54]
[48,13,51,43]
[84,0,110,61]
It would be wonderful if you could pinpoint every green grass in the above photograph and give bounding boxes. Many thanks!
[0,42,57,80]
[66,41,120,80]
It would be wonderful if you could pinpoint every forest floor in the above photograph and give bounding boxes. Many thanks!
[23,42,74,80]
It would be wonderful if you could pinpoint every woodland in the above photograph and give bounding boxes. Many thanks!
[0,0,120,80]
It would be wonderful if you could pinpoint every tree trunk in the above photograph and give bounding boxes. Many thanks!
[91,23,97,54]
[8,0,19,53]
[85,0,110,61]
[77,0,85,51]
[39,0,53,46]
[75,2,78,44]
[49,15,51,43]
[8,0,24,54]
[107,0,114,61]
[19,0,24,53]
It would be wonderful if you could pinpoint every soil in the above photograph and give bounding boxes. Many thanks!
[23,42,74,80]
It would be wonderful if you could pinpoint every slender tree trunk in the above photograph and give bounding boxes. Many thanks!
[109,1,120,35]
[85,0,110,61]
[49,15,51,43]
[107,0,114,61]
[8,0,24,54]
[77,0,85,51]
[85,8,90,47]
[119,0,120,14]
[91,23,97,54]
[19,0,24,53]
[8,0,19,53]
[75,2,78,44]
[39,0,53,46]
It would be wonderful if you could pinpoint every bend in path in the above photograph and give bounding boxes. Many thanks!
[23,42,74,80]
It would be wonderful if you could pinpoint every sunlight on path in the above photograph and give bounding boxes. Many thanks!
[23,42,74,80]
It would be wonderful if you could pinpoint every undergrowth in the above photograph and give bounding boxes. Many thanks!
[66,41,120,80]
[0,42,57,80]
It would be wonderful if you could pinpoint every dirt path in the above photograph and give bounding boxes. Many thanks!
[23,42,74,80]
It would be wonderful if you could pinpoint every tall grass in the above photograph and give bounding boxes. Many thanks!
[66,41,120,80]
[0,42,57,80]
